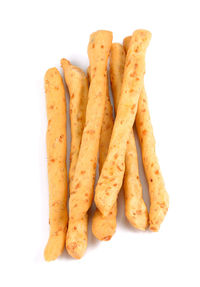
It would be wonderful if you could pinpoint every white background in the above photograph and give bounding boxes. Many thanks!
[0,0,200,286]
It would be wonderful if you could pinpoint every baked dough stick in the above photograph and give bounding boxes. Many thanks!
[61,59,88,193]
[136,89,169,231]
[87,67,117,241]
[61,59,89,258]
[124,36,169,231]
[95,30,151,216]
[44,68,67,261]
[110,43,148,230]
[123,36,132,54]
[69,30,113,258]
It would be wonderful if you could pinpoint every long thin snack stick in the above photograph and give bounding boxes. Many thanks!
[68,31,112,258]
[61,59,88,258]
[136,89,169,231]
[110,43,148,230]
[87,67,117,241]
[123,36,169,231]
[61,59,88,192]
[44,68,67,261]
[95,30,151,216]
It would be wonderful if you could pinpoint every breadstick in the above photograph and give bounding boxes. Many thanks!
[44,68,67,261]
[136,88,169,231]
[61,59,88,258]
[124,36,169,231]
[68,30,113,258]
[87,67,117,241]
[123,36,132,54]
[95,30,151,216]
[61,59,88,191]
[110,43,148,230]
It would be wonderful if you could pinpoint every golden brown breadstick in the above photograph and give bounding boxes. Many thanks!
[110,43,148,230]
[124,36,169,231]
[88,67,117,241]
[68,30,113,258]
[123,36,132,54]
[44,68,67,261]
[61,59,88,258]
[87,66,113,172]
[61,59,88,191]
[95,30,151,217]
[98,77,114,173]
[136,88,169,231]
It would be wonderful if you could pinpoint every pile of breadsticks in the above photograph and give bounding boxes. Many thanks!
[44,29,169,261]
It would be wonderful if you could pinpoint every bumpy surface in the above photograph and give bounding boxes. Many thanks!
[88,67,117,241]
[61,59,88,258]
[124,36,169,231]
[110,43,148,230]
[44,68,68,261]
[136,88,169,231]
[68,30,112,257]
[95,30,151,216]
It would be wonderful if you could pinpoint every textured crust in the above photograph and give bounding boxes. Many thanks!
[88,67,117,241]
[66,216,88,259]
[110,43,148,230]
[95,30,151,216]
[68,31,112,257]
[61,59,88,190]
[136,88,169,231]
[61,59,88,258]
[124,36,169,231]
[44,68,67,261]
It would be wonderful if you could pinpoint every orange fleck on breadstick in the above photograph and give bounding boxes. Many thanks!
[44,68,68,261]
[68,30,112,258]
[87,67,117,241]
[61,59,88,191]
[95,30,151,217]
[61,59,88,258]
[110,43,148,230]
[124,36,169,231]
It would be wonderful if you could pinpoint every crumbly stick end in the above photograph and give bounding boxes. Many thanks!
[69,30,113,221]
[92,202,117,241]
[88,66,117,241]
[95,30,151,216]
[61,59,88,190]
[111,42,148,230]
[61,60,89,258]
[44,68,68,261]
[136,88,169,231]
[124,133,148,230]
[66,215,88,259]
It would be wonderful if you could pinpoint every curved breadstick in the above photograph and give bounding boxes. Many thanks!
[124,36,169,231]
[68,30,113,257]
[61,59,88,258]
[110,43,148,230]
[44,68,68,261]
[136,88,169,231]
[95,30,151,216]
[87,67,117,241]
